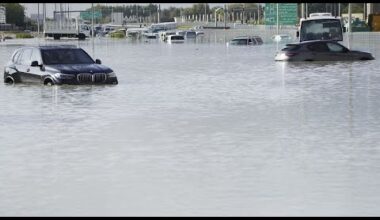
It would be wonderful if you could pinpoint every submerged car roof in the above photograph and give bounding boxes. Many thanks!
[233,36,262,39]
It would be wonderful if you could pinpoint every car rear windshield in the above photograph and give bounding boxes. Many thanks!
[231,39,248,45]
[41,48,94,65]
[186,32,196,37]
[171,35,184,40]
[281,44,301,51]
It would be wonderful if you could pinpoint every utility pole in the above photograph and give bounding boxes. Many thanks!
[92,3,95,57]
[157,4,160,23]
[60,3,62,29]
[43,3,46,35]
[242,4,244,24]
[305,3,308,18]
[276,3,279,35]
[257,4,260,24]
[92,3,94,38]
[205,3,207,23]
[348,3,352,49]
[224,4,226,29]
[338,3,341,17]
[37,4,40,36]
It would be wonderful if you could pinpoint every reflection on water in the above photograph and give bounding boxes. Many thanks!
[1,32,380,216]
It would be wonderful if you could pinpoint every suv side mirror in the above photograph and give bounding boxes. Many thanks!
[296,31,299,38]
[95,59,101,64]
[31,61,40,67]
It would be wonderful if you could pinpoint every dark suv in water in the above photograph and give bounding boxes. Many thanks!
[4,45,118,85]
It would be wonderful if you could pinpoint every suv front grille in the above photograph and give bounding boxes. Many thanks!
[93,73,107,83]
[77,73,107,83]
[77,73,92,83]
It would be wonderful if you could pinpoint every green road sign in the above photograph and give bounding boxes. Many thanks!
[264,3,298,25]
[80,11,102,20]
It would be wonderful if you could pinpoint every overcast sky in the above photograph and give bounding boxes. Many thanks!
[22,3,225,18]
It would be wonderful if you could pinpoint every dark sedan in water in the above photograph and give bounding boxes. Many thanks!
[275,40,374,61]
[4,45,118,85]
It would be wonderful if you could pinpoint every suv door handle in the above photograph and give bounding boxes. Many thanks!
[26,68,30,72]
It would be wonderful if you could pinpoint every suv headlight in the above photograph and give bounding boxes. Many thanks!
[53,73,75,79]
[107,72,116,77]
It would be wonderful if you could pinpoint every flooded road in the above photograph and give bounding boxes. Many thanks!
[1,32,380,216]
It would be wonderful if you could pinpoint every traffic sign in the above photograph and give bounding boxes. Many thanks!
[264,3,298,25]
[80,11,102,20]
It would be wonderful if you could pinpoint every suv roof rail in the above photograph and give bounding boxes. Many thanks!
[39,45,78,49]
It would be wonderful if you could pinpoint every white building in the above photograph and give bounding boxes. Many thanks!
[0,6,6,24]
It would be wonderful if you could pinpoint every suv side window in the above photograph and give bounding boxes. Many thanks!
[13,50,23,64]
[326,42,346,53]
[254,37,263,44]
[30,48,42,64]
[20,48,33,65]
[307,42,329,52]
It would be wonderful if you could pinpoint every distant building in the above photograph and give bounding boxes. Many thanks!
[124,16,138,23]
[0,6,6,24]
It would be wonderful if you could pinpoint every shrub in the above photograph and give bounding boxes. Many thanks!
[110,31,125,38]
[15,33,33,38]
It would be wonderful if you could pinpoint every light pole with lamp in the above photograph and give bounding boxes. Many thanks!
[215,7,223,27]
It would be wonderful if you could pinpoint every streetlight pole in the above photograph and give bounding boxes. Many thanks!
[43,3,46,35]
[157,4,160,23]
[257,4,260,24]
[348,3,352,50]
[276,3,279,35]
[224,4,226,29]
[215,8,223,27]
[37,4,40,36]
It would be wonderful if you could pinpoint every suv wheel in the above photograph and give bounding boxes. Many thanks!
[4,76,15,84]
[44,79,54,86]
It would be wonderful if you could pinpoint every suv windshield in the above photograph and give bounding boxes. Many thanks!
[41,48,94,65]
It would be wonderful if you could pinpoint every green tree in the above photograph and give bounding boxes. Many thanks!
[0,3,25,27]
[341,3,364,14]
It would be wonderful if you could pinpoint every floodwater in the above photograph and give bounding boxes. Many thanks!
[1,30,380,216]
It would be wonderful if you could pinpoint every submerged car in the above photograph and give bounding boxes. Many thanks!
[275,40,374,61]
[229,36,264,46]
[166,35,185,44]
[271,34,292,43]
[4,45,118,85]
